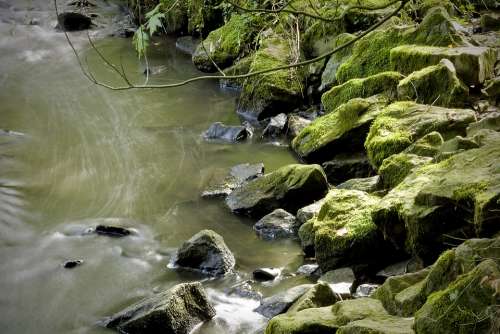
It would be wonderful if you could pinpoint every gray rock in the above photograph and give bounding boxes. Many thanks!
[319,267,355,298]
[57,12,92,31]
[296,200,325,228]
[253,267,281,281]
[226,281,262,300]
[254,284,313,318]
[262,113,287,138]
[287,115,311,139]
[175,230,235,276]
[321,154,374,185]
[203,122,250,143]
[287,282,339,313]
[253,209,296,240]
[103,282,215,334]
[376,259,421,279]
[201,163,264,198]
[296,264,320,276]
[354,284,379,298]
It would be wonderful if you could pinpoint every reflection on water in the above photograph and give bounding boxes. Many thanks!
[0,1,306,333]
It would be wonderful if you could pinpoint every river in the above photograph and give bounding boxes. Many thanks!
[0,1,308,333]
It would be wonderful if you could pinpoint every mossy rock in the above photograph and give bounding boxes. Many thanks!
[298,188,394,271]
[238,35,305,121]
[322,71,403,113]
[482,77,500,98]
[397,59,468,107]
[403,131,444,158]
[467,112,500,137]
[219,54,254,89]
[265,298,390,334]
[364,101,475,170]
[225,164,329,218]
[192,14,260,72]
[390,45,497,86]
[292,95,388,162]
[287,282,339,314]
[373,266,431,316]
[414,259,500,334]
[338,176,380,193]
[372,138,500,263]
[336,6,467,83]
[378,153,432,190]
[336,315,415,334]
[480,13,500,32]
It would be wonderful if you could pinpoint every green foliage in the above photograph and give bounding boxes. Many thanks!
[133,26,150,59]
[145,4,166,34]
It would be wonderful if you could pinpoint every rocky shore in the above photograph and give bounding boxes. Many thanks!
[61,0,500,333]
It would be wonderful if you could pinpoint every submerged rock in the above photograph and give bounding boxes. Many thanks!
[255,284,312,318]
[254,209,296,240]
[57,12,92,31]
[201,163,264,198]
[226,164,329,218]
[203,122,250,142]
[397,59,469,107]
[253,267,281,281]
[104,282,215,334]
[292,96,388,162]
[63,259,84,269]
[94,225,131,237]
[365,101,475,169]
[174,230,235,276]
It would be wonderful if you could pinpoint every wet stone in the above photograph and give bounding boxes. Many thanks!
[253,267,281,281]
[203,122,251,143]
[94,225,131,237]
[63,259,84,269]
[57,12,92,31]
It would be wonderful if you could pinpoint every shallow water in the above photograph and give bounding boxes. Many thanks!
[0,1,309,333]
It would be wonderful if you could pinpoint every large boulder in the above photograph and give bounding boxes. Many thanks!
[336,6,468,84]
[298,188,395,271]
[192,14,259,72]
[372,138,500,263]
[237,35,305,122]
[414,259,500,334]
[292,95,388,162]
[390,45,497,86]
[226,164,329,218]
[364,101,475,169]
[397,59,469,107]
[174,230,235,276]
[104,282,215,334]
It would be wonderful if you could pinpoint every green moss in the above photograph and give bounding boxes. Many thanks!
[365,102,475,169]
[453,182,489,202]
[404,131,444,157]
[292,95,388,160]
[298,188,383,270]
[265,306,340,334]
[192,14,261,71]
[414,259,500,334]
[378,153,432,189]
[336,7,466,83]
[287,282,338,314]
[336,314,415,334]
[397,60,468,107]
[390,45,497,86]
[322,71,403,113]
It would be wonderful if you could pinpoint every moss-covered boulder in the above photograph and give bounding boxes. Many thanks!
[397,59,468,107]
[255,284,313,318]
[299,188,395,271]
[292,95,388,162]
[378,153,432,189]
[336,6,467,84]
[373,267,431,316]
[391,45,497,86]
[364,101,475,169]
[337,315,415,334]
[265,298,393,334]
[287,282,339,314]
[414,259,500,334]
[467,112,500,136]
[104,282,215,334]
[322,72,403,113]
[338,176,380,193]
[372,138,500,263]
[192,14,259,72]
[226,164,329,218]
[238,35,305,121]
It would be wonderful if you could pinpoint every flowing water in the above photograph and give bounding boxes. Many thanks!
[0,1,310,333]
